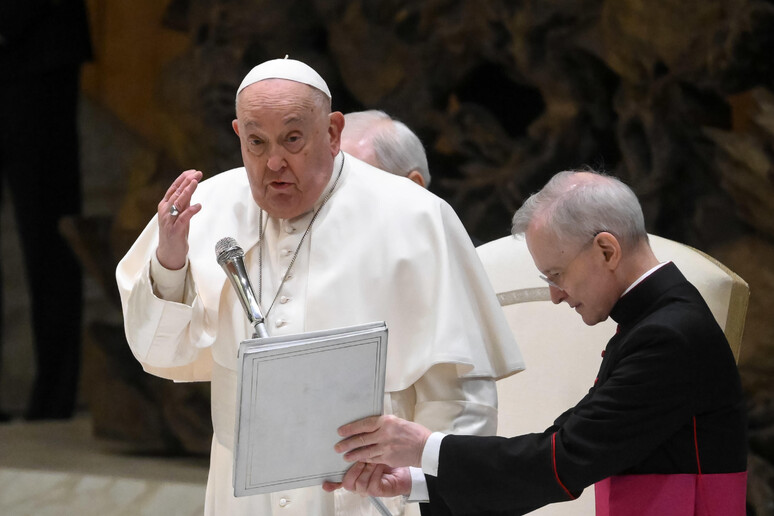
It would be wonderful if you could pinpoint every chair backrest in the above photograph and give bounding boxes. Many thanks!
[475,234,749,516]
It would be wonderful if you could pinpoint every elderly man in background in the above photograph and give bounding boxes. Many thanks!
[116,58,524,515]
[331,171,747,515]
[341,109,487,247]
[340,110,431,188]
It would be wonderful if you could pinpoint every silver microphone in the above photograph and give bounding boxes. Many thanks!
[215,237,269,338]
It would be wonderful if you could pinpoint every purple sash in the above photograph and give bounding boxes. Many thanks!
[594,416,746,515]
[595,471,747,515]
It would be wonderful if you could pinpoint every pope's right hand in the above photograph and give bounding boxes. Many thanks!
[156,169,203,270]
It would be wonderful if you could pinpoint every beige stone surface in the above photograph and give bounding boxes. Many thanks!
[0,416,207,516]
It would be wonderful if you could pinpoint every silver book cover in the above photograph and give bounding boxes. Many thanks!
[233,321,388,497]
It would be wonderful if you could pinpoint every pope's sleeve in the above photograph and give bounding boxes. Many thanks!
[387,198,511,435]
[116,216,213,382]
[411,363,498,436]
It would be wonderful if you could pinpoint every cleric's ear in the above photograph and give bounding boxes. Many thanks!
[406,170,426,188]
[594,231,621,271]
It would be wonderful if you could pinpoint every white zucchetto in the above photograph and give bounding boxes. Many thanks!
[236,57,332,101]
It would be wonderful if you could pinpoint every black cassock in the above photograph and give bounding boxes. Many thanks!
[420,263,747,516]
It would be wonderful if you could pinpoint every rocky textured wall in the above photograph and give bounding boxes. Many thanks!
[79,0,774,511]
[147,0,774,243]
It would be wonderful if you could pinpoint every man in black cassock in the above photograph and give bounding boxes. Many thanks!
[326,170,747,516]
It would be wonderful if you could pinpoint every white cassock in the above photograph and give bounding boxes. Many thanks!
[116,152,525,515]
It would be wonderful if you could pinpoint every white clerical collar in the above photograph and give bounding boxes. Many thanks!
[621,261,669,297]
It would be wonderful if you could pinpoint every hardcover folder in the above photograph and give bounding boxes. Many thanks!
[233,321,388,497]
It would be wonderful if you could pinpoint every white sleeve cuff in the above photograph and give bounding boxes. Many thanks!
[150,251,188,303]
[406,466,429,503]
[421,432,446,477]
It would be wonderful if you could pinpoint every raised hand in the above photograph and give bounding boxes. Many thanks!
[156,169,203,270]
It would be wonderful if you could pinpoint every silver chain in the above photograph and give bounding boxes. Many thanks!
[258,154,344,319]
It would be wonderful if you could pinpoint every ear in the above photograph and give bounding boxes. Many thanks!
[406,170,426,188]
[328,111,345,156]
[232,119,240,137]
[594,231,621,271]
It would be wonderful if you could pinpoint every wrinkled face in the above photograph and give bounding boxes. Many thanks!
[526,221,620,326]
[232,79,343,219]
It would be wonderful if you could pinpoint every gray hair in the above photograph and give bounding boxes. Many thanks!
[343,110,431,186]
[511,170,648,250]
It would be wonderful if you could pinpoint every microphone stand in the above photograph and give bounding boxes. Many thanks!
[369,497,393,516]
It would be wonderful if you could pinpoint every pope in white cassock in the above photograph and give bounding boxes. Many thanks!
[116,58,525,516]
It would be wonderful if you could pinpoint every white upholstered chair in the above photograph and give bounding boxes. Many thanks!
[476,234,749,515]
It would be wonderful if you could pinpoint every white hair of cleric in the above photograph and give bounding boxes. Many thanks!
[343,110,432,186]
[511,170,648,250]
[236,57,332,101]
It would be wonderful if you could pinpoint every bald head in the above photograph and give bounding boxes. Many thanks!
[341,110,431,188]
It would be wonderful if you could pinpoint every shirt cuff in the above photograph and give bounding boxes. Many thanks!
[150,251,188,303]
[421,432,446,477]
[406,467,429,503]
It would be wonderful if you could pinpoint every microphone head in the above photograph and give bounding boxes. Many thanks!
[215,237,245,266]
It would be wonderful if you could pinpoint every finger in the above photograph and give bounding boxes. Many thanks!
[171,178,200,215]
[341,462,366,491]
[354,463,378,495]
[367,464,387,496]
[162,177,202,226]
[321,481,342,492]
[163,169,199,202]
[337,415,382,438]
[159,174,193,217]
[172,173,202,210]
[335,433,373,456]
[343,444,382,464]
[172,202,202,226]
